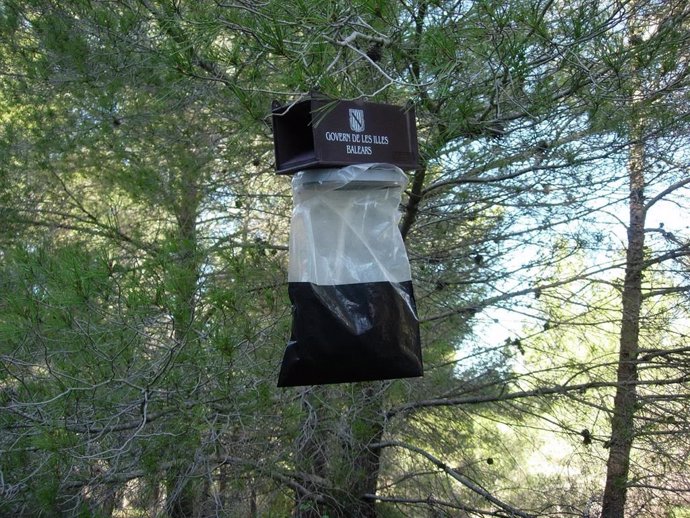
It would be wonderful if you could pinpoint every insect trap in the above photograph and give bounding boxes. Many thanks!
[272,97,423,386]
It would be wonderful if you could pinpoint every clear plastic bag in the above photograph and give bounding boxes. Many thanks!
[278,163,423,386]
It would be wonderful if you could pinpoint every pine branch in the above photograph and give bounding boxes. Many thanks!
[371,441,536,518]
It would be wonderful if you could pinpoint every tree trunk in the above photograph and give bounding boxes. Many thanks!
[601,45,646,513]
[601,6,651,512]
[294,387,331,518]
[166,163,202,518]
[343,384,385,518]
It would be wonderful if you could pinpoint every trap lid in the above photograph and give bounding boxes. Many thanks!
[271,97,419,174]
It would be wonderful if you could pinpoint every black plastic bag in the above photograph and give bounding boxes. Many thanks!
[278,164,423,386]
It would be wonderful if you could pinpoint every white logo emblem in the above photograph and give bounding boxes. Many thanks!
[349,108,365,132]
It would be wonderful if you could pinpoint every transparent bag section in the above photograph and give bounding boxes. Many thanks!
[288,163,411,286]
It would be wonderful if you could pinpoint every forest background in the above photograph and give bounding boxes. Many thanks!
[1,0,690,517]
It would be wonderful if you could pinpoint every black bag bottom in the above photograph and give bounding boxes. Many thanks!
[278,281,423,386]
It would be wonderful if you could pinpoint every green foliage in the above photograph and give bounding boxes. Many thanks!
[1,0,689,516]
